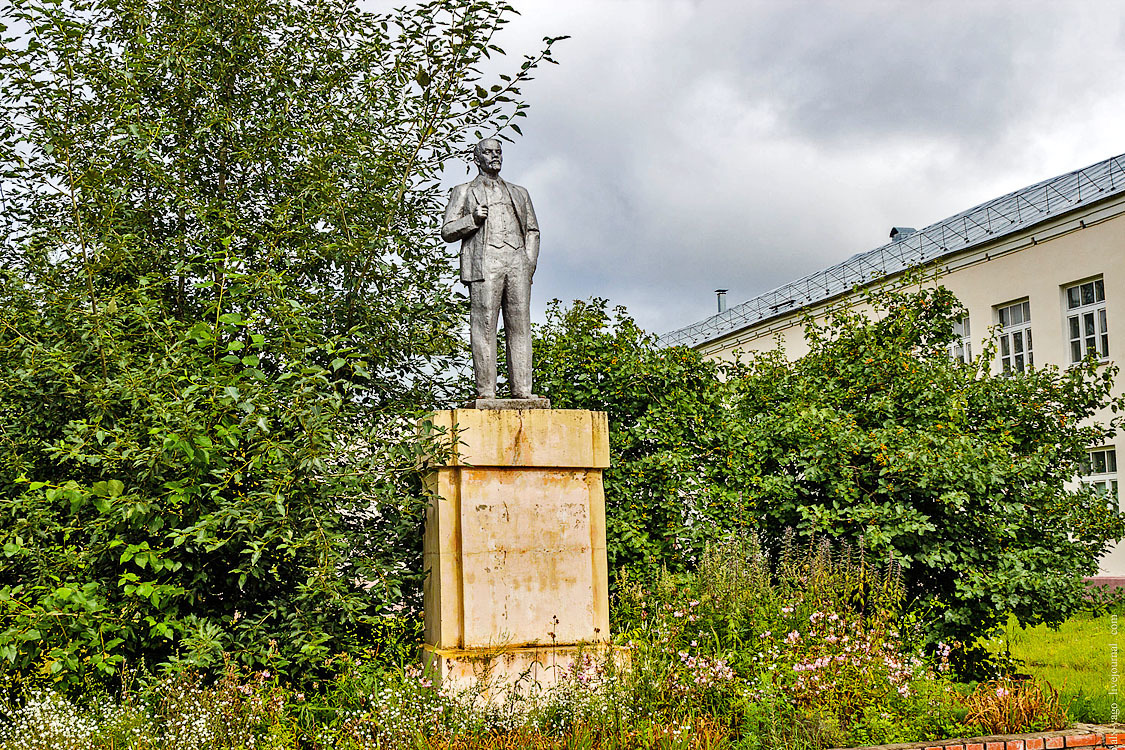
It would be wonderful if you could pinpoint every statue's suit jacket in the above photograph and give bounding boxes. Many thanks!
[441,175,540,284]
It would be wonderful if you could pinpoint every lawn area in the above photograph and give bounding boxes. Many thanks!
[983,608,1120,723]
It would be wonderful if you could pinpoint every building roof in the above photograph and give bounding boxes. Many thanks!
[657,152,1125,349]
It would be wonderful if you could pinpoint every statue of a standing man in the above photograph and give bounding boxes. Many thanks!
[442,139,541,402]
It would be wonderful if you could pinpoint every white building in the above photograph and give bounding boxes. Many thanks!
[660,152,1125,580]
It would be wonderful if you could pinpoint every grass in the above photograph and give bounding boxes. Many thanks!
[982,608,1120,723]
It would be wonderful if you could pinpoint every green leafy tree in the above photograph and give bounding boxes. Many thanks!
[0,0,562,688]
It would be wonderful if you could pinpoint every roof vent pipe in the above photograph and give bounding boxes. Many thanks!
[715,289,728,313]
[889,226,917,241]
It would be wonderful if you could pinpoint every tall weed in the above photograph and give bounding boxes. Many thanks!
[962,676,1068,734]
[615,532,973,747]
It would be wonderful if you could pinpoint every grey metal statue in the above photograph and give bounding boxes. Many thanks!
[442,138,542,403]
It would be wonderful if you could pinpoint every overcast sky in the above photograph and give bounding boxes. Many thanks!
[439,1,1125,337]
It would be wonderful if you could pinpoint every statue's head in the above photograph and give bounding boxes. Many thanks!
[474,138,503,176]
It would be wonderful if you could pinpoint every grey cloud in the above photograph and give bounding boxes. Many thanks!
[732,5,1026,144]
[432,0,1125,336]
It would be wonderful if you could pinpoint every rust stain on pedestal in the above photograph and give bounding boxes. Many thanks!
[422,408,612,683]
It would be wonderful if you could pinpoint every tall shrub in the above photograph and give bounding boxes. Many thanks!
[729,286,1125,664]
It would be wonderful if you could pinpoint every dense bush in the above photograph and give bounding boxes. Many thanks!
[533,292,1125,664]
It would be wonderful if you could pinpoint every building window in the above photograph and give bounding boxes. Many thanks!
[1065,278,1108,363]
[996,300,1032,373]
[1081,446,1118,500]
[949,316,972,363]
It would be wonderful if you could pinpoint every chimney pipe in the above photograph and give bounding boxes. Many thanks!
[715,289,728,313]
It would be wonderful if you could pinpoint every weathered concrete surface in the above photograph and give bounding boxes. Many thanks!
[422,409,612,688]
[422,643,628,699]
[425,408,610,469]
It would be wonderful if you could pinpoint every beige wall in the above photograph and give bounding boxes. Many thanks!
[696,195,1125,575]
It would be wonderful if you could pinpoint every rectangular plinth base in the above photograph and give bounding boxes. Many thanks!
[422,642,628,700]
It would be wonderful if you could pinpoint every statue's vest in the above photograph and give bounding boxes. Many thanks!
[482,182,523,250]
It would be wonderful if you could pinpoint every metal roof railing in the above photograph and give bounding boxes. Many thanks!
[657,153,1125,349]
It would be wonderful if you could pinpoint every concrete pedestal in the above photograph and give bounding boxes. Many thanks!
[422,408,612,695]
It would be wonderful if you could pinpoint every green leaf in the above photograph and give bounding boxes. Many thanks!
[187,321,214,342]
